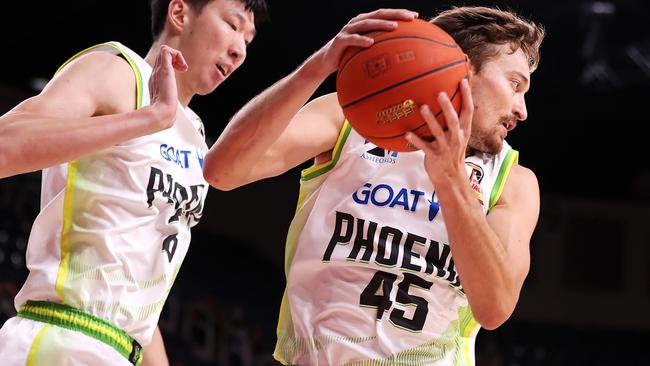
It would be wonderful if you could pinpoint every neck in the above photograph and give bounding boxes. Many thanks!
[145,38,193,107]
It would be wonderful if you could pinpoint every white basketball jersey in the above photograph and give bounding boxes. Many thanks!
[274,122,519,365]
[15,42,209,346]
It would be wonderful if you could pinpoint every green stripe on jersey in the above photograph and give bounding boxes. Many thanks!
[301,121,352,181]
[489,148,519,210]
[55,42,143,109]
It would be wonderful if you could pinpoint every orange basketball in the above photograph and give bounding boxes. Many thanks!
[336,19,470,152]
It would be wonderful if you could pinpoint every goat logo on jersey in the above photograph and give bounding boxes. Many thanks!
[160,143,205,169]
[352,182,441,221]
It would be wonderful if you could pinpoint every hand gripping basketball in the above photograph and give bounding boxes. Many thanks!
[336,19,470,152]
[405,79,474,185]
[308,9,419,79]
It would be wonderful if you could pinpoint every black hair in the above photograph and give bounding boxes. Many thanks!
[150,0,269,40]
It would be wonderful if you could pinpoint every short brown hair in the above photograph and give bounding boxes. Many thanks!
[431,6,545,73]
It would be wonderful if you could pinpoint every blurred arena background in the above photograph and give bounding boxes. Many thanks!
[2,0,650,364]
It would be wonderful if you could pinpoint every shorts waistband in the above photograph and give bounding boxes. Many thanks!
[18,300,143,365]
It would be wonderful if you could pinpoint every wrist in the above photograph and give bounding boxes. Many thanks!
[432,167,467,191]
[141,104,174,131]
[299,51,335,82]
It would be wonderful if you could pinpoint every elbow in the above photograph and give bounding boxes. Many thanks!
[472,299,516,331]
[476,314,507,331]
[203,168,237,191]
[202,156,240,191]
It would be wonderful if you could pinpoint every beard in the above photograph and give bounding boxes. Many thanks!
[468,132,502,155]
[468,115,515,155]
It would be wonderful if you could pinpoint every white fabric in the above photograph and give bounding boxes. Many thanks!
[0,317,129,366]
[13,42,208,346]
[276,125,514,365]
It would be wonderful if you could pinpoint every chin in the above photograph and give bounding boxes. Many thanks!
[488,141,504,154]
[469,136,503,155]
[199,73,225,94]
[198,82,221,96]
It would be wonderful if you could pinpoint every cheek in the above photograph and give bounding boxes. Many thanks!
[471,77,511,111]
[471,97,491,124]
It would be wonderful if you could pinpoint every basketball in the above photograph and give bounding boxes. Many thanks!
[336,19,470,152]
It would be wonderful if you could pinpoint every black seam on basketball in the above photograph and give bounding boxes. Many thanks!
[341,60,467,110]
[359,81,464,140]
[337,35,460,77]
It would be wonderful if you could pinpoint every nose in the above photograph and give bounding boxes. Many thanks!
[513,94,528,121]
[228,36,247,65]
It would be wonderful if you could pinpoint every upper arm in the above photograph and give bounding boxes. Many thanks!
[485,164,540,290]
[7,51,136,119]
[251,92,345,179]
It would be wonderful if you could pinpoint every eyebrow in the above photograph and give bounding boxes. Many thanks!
[230,10,257,39]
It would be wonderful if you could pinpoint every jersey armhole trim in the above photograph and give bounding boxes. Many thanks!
[55,42,143,109]
[488,148,519,210]
[300,120,352,181]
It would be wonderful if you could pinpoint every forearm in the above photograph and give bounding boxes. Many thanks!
[435,174,517,328]
[0,107,164,178]
[204,57,329,189]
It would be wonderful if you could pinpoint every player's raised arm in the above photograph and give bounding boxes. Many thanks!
[203,9,419,190]
[0,45,185,179]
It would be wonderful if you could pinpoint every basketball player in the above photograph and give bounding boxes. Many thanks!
[204,6,544,365]
[0,0,267,365]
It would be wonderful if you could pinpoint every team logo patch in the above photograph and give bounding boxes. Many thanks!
[466,162,484,205]
[361,143,398,164]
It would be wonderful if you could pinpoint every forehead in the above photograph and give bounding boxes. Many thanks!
[483,45,531,76]
[203,0,256,26]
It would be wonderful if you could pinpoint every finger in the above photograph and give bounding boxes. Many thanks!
[343,18,398,35]
[420,104,446,144]
[170,50,188,72]
[354,9,418,22]
[438,91,460,142]
[459,78,473,137]
[152,46,164,70]
[335,33,375,49]
[404,131,429,152]
[159,46,173,72]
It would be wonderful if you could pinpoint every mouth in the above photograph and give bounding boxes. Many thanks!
[215,63,229,78]
[501,119,516,132]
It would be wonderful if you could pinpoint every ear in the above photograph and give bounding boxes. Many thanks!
[167,0,187,35]
[465,53,478,79]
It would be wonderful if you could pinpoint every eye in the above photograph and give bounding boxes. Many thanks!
[510,79,521,91]
[227,21,237,31]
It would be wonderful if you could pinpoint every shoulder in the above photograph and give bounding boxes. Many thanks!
[55,50,135,84]
[295,92,346,149]
[51,50,138,114]
[500,163,539,207]
[509,164,537,184]
[299,93,344,125]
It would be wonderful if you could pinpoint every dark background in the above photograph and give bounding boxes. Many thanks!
[2,1,650,365]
